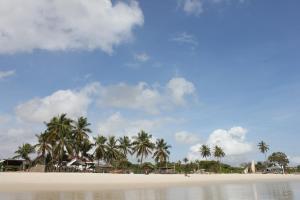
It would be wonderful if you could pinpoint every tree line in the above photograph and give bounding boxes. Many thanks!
[11,113,291,173]
[13,114,171,171]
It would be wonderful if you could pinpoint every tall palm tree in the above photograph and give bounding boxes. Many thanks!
[200,145,211,160]
[14,143,35,162]
[118,136,132,159]
[153,138,171,168]
[80,139,93,161]
[213,145,225,162]
[72,117,91,158]
[258,141,269,160]
[213,145,225,172]
[105,136,121,165]
[183,157,189,176]
[132,130,155,165]
[46,114,73,165]
[35,132,52,165]
[94,135,107,165]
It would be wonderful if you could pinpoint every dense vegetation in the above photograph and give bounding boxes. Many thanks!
[9,114,293,173]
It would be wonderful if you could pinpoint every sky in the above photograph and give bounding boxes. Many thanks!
[0,0,300,165]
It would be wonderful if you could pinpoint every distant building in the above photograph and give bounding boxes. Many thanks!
[0,159,25,171]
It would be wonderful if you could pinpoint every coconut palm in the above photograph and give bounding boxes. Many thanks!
[72,117,91,158]
[183,157,189,164]
[153,138,171,168]
[46,114,73,165]
[183,157,189,176]
[213,145,225,172]
[94,135,107,165]
[200,145,211,160]
[118,136,132,158]
[14,143,35,162]
[105,136,121,165]
[258,141,269,160]
[80,139,93,160]
[34,132,52,164]
[132,130,155,165]
[213,145,225,162]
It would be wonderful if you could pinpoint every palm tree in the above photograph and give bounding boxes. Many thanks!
[183,157,189,176]
[153,138,171,169]
[80,139,93,161]
[200,145,211,160]
[94,135,107,165]
[258,141,269,160]
[34,132,52,165]
[132,130,155,166]
[213,145,225,162]
[72,117,91,158]
[14,143,35,162]
[105,136,121,165]
[46,114,73,165]
[118,136,132,158]
[213,145,225,172]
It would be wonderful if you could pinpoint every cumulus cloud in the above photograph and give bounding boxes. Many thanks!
[15,77,196,123]
[167,77,196,105]
[179,0,246,16]
[175,131,200,144]
[134,52,150,62]
[0,0,143,54]
[97,82,162,114]
[182,0,203,16]
[187,127,253,161]
[97,112,174,137]
[98,77,196,114]
[0,70,15,80]
[0,127,36,158]
[15,82,99,123]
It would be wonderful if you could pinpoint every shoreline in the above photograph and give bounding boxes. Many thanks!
[1,173,300,192]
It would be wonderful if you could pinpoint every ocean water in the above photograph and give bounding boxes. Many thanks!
[1,181,300,200]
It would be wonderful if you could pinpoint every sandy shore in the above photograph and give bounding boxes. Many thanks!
[0,173,300,192]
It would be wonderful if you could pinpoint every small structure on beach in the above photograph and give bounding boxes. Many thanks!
[0,159,25,171]
[95,163,113,173]
[263,166,284,174]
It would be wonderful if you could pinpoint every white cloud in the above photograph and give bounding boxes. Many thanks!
[134,52,150,62]
[171,32,198,46]
[14,77,196,124]
[175,131,200,144]
[97,112,174,138]
[0,115,10,124]
[15,82,99,123]
[167,77,196,105]
[0,70,15,80]
[98,77,196,114]
[182,0,203,16]
[97,82,162,114]
[179,0,246,16]
[187,126,253,161]
[207,127,252,155]
[0,0,143,54]
[0,127,36,158]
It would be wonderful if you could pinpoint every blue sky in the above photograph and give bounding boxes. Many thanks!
[0,0,300,165]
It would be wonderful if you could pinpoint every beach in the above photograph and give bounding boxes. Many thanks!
[1,173,300,192]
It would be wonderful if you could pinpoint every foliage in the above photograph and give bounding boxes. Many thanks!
[268,152,289,168]
[199,145,211,160]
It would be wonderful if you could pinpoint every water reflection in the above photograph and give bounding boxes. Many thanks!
[0,181,298,200]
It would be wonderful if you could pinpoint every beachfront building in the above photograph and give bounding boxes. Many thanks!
[0,159,25,171]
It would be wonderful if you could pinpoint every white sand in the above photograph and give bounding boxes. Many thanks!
[0,173,300,191]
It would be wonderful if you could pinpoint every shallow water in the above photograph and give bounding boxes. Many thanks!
[1,181,300,200]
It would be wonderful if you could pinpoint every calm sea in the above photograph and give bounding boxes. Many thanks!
[1,181,300,200]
